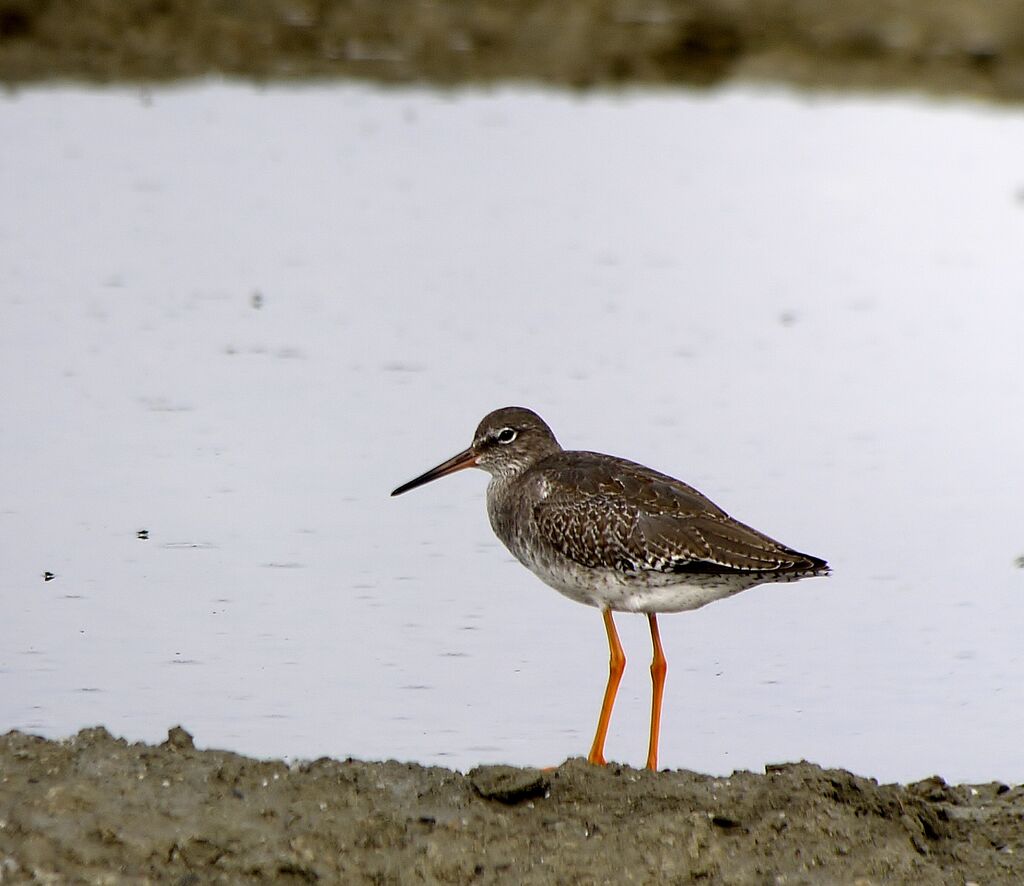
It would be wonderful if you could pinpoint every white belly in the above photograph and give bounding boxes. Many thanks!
[512,547,764,614]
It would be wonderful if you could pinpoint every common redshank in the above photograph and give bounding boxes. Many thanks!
[391,407,828,771]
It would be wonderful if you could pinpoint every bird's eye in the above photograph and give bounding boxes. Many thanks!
[496,428,517,444]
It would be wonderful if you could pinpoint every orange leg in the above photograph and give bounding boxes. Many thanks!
[646,613,667,771]
[587,609,625,766]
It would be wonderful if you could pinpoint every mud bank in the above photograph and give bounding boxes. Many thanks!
[1,726,1022,883]
[2,0,1024,101]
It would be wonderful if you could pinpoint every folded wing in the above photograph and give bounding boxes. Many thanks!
[532,453,825,576]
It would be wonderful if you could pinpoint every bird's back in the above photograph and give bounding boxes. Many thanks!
[493,449,827,581]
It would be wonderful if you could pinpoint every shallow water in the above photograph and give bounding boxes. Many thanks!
[1,83,1022,784]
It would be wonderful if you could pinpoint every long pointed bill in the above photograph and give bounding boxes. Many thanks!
[391,447,479,496]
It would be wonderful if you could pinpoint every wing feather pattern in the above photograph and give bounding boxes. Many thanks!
[530,452,825,576]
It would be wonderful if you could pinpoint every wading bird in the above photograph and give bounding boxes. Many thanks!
[392,407,828,770]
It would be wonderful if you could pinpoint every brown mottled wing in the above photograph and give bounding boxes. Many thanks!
[531,452,824,575]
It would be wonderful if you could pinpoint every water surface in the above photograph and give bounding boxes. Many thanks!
[1,83,1022,783]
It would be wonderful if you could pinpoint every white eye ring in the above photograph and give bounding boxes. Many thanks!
[496,428,517,444]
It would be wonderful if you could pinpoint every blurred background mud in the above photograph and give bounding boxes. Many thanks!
[2,0,1024,100]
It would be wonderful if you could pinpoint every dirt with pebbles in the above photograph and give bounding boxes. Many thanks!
[1,726,1023,884]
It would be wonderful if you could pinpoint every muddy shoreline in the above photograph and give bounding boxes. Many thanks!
[2,0,1024,102]
[1,726,1021,883]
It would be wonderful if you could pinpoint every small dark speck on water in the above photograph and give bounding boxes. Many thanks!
[779,311,797,326]
[43,571,54,581]
[381,361,424,373]
[137,529,149,540]
[1014,555,1024,569]
[251,291,264,309]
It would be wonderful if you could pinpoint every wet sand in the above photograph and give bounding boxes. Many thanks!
[1,0,1024,102]
[1,726,1022,883]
